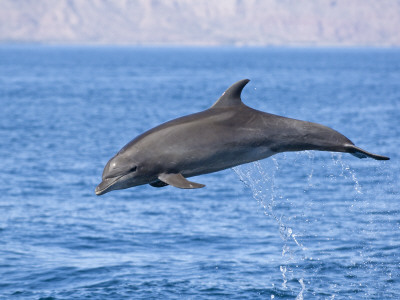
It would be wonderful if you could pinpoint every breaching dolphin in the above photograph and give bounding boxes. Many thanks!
[95,79,389,195]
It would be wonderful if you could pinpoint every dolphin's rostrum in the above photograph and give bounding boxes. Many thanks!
[95,79,389,195]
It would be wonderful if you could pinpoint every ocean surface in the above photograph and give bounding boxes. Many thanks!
[0,46,399,299]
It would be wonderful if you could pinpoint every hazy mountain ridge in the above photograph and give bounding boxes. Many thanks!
[1,0,399,46]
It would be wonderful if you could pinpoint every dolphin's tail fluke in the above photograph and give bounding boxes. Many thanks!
[345,144,390,160]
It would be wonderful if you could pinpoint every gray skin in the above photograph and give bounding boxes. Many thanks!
[95,79,389,195]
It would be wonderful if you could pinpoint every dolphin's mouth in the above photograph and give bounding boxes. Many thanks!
[95,176,123,196]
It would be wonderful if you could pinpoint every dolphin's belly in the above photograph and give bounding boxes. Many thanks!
[179,143,275,178]
[206,147,274,175]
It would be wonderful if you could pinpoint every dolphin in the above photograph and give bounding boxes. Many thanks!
[95,79,389,195]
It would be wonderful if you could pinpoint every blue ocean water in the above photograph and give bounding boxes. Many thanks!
[0,46,399,299]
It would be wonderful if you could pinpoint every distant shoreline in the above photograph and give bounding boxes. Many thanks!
[1,43,399,50]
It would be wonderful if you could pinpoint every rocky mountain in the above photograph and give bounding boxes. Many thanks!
[1,0,399,46]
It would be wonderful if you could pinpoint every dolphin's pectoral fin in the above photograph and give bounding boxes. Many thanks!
[149,180,169,188]
[345,144,390,160]
[158,173,205,189]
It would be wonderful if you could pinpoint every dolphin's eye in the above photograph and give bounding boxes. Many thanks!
[130,166,137,172]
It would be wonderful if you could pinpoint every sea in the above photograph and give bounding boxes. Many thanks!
[0,46,399,299]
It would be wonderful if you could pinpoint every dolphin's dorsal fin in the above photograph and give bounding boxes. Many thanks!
[158,173,205,189]
[211,79,250,108]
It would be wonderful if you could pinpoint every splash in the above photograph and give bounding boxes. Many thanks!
[295,278,305,300]
[233,156,309,297]
[233,158,308,248]
[331,153,363,194]
[233,151,367,298]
